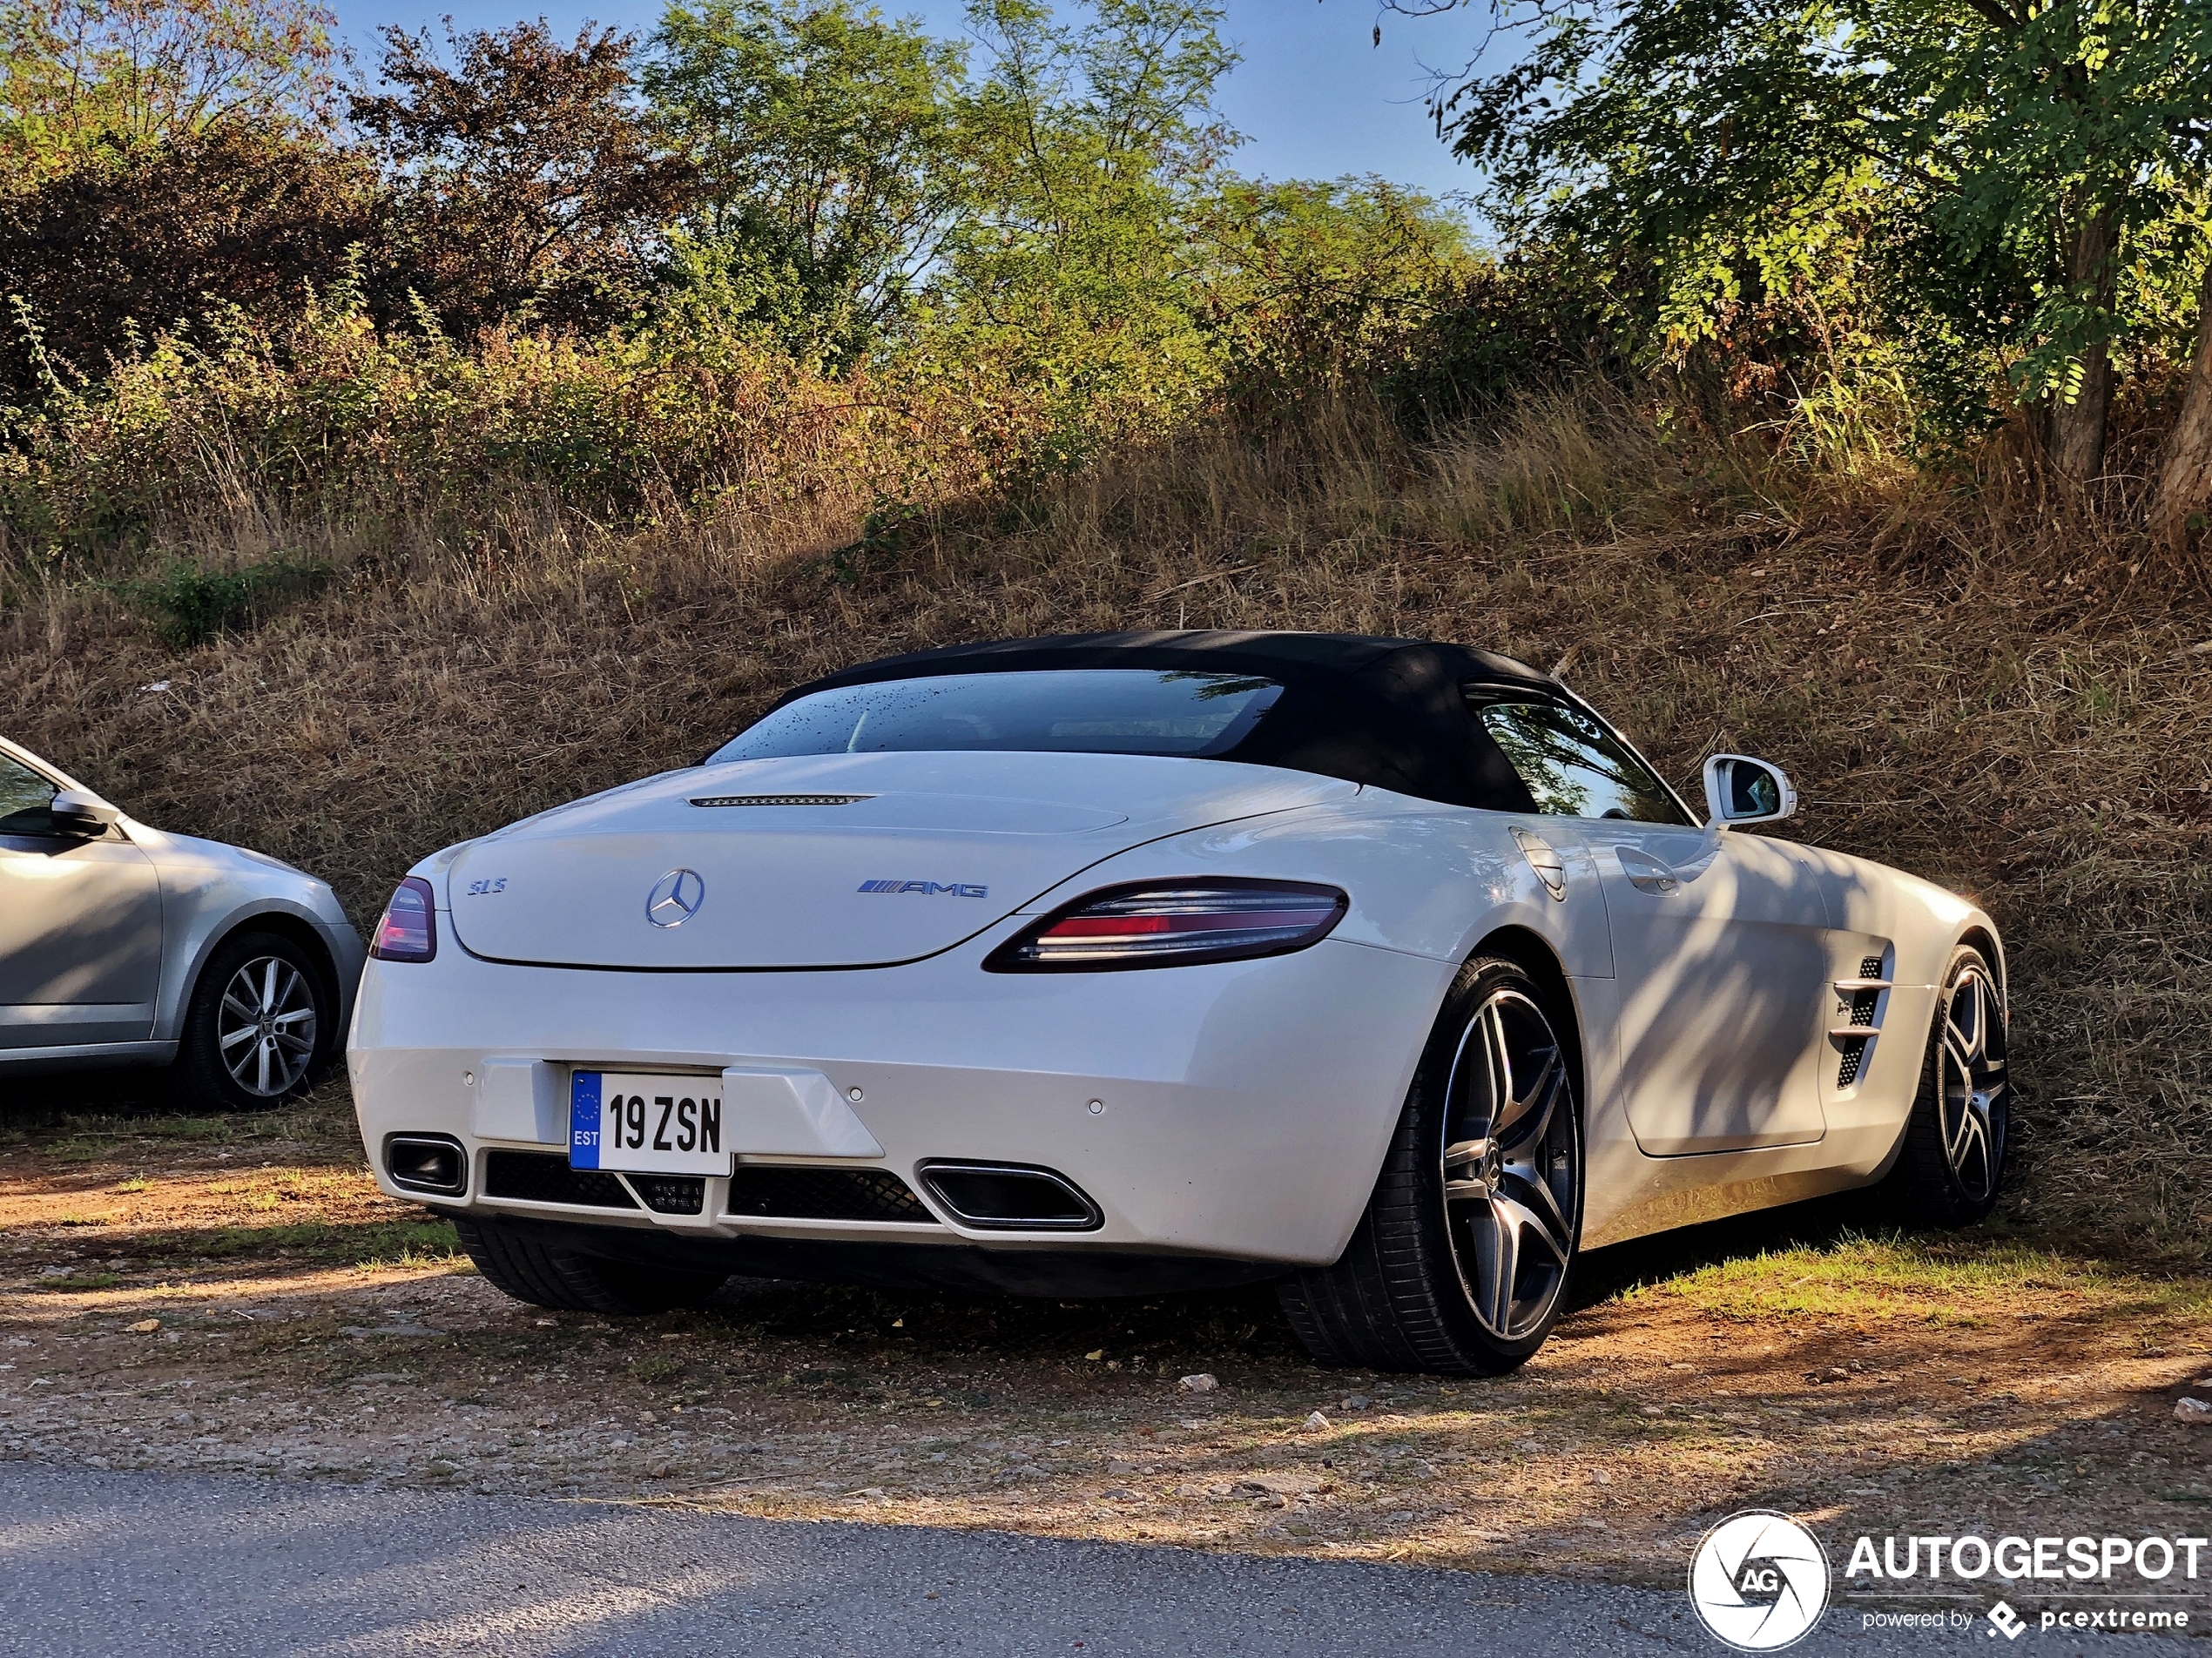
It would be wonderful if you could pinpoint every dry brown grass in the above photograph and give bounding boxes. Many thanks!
[3,385,2209,1255]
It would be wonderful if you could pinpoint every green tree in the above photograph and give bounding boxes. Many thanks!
[645,0,970,364]
[0,0,355,400]
[1393,0,2212,495]
[1194,174,1474,413]
[644,0,1473,450]
[952,0,1238,293]
[925,0,1242,455]
[0,0,338,179]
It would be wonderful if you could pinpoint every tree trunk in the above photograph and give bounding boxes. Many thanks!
[2153,256,2212,555]
[2047,206,2118,484]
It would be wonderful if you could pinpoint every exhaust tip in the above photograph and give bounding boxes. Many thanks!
[917,1162,1103,1231]
[385,1134,467,1196]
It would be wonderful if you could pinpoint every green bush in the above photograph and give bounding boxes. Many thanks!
[112,557,332,645]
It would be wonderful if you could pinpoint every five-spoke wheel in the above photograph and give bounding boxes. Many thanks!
[1934,955,2007,1205]
[1881,943,2011,1226]
[1440,987,1579,1343]
[1279,956,1583,1374]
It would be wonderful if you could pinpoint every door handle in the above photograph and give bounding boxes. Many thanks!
[1617,846,1679,895]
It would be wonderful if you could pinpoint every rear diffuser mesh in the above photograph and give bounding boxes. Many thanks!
[484,1150,639,1210]
[726,1166,937,1224]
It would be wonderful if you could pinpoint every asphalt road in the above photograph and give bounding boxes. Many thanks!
[0,1464,2175,1656]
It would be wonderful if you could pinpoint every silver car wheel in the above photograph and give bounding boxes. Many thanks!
[218,955,318,1098]
[1440,987,1580,1341]
[1937,960,2007,1203]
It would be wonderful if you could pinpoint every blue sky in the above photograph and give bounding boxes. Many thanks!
[336,1,1492,206]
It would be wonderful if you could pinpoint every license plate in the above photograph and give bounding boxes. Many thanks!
[570,1072,730,1175]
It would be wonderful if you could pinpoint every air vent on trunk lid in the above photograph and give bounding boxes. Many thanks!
[688,793,873,807]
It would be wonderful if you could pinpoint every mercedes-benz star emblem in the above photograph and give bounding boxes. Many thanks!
[645,868,705,927]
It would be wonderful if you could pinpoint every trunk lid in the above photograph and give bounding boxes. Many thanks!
[445,751,1354,969]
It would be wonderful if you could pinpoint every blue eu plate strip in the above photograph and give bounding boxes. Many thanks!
[570,1071,603,1169]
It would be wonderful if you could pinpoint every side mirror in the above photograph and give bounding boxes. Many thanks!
[50,788,122,836]
[1703,754,1797,828]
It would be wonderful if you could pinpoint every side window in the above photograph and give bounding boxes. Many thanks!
[1472,698,1693,826]
[0,755,58,836]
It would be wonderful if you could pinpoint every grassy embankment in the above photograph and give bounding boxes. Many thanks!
[0,381,2208,1263]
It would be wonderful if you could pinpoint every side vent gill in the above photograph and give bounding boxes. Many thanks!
[1831,953,1891,1089]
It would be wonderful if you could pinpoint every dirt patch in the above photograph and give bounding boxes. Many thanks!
[4,1089,2209,1590]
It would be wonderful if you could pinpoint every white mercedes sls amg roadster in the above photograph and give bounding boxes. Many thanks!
[349,631,2009,1374]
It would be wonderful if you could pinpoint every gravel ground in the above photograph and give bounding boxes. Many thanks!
[1,1462,2184,1656]
[5,1088,2212,1605]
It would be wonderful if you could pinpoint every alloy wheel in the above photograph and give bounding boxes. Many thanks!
[1439,987,1580,1341]
[217,955,318,1098]
[1937,960,2007,1203]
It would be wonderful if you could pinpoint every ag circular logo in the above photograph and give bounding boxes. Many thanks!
[1688,1510,1831,1651]
[645,868,705,928]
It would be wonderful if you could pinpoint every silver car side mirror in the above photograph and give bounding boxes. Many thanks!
[1702,754,1797,829]
[50,788,122,835]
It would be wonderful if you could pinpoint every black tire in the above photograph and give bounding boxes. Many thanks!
[1878,944,2010,1227]
[171,929,332,1112]
[454,1216,728,1315]
[1278,955,1584,1376]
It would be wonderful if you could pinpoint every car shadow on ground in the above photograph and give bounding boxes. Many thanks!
[694,1191,1929,1374]
[3,1075,2199,1585]
[0,1062,1947,1372]
[0,1063,180,1122]
[1568,1191,1898,1314]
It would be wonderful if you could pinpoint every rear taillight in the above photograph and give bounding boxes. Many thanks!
[986,880,1347,972]
[369,877,438,962]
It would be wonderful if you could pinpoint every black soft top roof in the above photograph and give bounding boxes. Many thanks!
[772,630,1561,811]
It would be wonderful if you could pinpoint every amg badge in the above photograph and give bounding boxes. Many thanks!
[858,880,988,898]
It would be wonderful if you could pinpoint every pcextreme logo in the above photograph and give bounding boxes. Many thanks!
[1688,1511,1831,1651]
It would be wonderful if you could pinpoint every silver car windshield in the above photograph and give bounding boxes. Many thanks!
[710,670,1285,762]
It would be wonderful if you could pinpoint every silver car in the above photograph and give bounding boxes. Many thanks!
[0,737,362,1109]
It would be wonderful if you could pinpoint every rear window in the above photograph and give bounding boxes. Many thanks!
[710,670,1286,764]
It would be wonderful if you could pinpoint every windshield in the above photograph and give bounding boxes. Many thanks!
[709,670,1285,763]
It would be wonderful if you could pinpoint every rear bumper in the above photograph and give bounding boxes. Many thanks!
[347,934,1454,1271]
